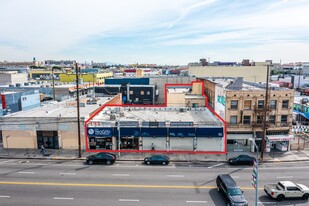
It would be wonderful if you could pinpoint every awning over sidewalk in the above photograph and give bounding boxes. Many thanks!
[266,134,294,142]
[293,110,309,119]
[227,134,253,140]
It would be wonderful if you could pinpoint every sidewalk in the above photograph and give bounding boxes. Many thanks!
[1,147,309,163]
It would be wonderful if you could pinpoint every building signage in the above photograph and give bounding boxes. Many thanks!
[169,128,196,137]
[196,127,224,137]
[114,127,140,137]
[117,121,139,127]
[88,121,111,127]
[87,127,112,137]
[170,122,194,127]
[141,127,168,137]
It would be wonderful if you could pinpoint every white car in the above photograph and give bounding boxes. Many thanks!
[264,181,309,201]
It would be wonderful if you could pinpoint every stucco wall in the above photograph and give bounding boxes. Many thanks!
[167,93,185,107]
[2,130,37,149]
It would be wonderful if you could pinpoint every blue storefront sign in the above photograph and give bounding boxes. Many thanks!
[113,127,141,137]
[87,127,113,137]
[169,128,195,137]
[141,127,167,137]
[196,127,224,137]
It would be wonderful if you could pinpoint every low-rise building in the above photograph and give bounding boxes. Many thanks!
[198,77,294,152]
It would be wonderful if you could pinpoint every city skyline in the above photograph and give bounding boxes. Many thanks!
[1,0,309,65]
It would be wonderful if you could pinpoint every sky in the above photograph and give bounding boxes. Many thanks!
[0,0,309,65]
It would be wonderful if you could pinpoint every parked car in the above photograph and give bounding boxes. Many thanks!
[228,155,256,166]
[144,155,169,165]
[264,181,309,201]
[216,174,248,206]
[86,152,116,165]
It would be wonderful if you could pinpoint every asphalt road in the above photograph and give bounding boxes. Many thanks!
[0,159,309,206]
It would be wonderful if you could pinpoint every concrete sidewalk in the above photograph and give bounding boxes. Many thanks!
[1,147,309,163]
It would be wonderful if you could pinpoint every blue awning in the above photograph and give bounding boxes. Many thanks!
[293,110,309,119]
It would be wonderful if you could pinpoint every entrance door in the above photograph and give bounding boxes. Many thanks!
[37,131,59,149]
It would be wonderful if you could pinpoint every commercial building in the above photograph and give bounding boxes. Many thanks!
[189,65,268,82]
[0,71,28,86]
[0,95,122,149]
[59,72,113,84]
[85,81,226,153]
[198,77,294,152]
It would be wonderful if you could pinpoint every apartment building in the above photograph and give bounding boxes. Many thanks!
[198,77,294,152]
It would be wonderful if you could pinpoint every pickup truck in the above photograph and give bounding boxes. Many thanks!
[264,181,309,201]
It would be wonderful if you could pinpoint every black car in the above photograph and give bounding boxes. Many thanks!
[144,155,169,165]
[86,152,116,165]
[228,155,256,166]
[216,174,248,206]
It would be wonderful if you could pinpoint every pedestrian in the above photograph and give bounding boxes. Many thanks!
[40,144,45,156]
[151,143,155,151]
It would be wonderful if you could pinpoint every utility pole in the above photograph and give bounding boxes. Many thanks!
[52,67,55,101]
[251,139,259,206]
[75,62,82,158]
[260,65,270,161]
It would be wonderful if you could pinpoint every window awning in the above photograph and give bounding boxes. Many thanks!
[293,110,309,119]
[266,134,294,142]
[227,134,253,140]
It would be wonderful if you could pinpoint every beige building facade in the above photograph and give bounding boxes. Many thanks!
[198,77,295,152]
[189,65,267,82]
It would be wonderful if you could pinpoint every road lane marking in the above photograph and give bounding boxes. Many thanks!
[208,163,224,168]
[231,176,239,179]
[54,197,74,200]
[112,174,130,176]
[167,175,184,178]
[0,196,10,198]
[0,181,262,190]
[258,202,277,205]
[0,160,16,163]
[186,200,207,203]
[18,172,35,174]
[119,199,139,202]
[276,176,293,179]
[60,173,76,175]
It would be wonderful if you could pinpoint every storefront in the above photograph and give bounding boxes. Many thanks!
[115,127,140,150]
[37,131,59,149]
[87,128,113,150]
[266,134,294,152]
[169,127,195,151]
[142,127,167,150]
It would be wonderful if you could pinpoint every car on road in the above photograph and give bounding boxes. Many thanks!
[264,181,309,201]
[228,155,256,166]
[216,174,248,206]
[144,155,169,165]
[86,152,116,165]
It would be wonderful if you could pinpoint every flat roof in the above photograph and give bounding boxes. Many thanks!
[4,97,112,118]
[91,106,223,126]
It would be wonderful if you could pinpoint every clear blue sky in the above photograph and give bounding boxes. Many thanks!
[0,0,308,65]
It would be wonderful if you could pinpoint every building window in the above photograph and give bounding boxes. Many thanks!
[270,100,277,110]
[269,115,276,124]
[230,116,237,124]
[282,100,289,109]
[244,100,251,110]
[230,100,238,110]
[243,116,251,124]
[146,91,151,95]
[257,116,263,124]
[258,100,264,109]
[281,115,288,123]
[140,91,144,95]
[130,91,133,95]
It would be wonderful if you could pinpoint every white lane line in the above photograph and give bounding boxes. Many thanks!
[0,160,16,163]
[60,173,76,175]
[277,176,293,179]
[167,175,184,178]
[0,196,10,198]
[18,171,35,174]
[54,197,74,200]
[186,200,207,203]
[119,199,140,202]
[112,174,130,176]
[231,176,239,179]
[208,163,224,168]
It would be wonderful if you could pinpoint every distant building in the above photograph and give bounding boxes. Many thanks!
[0,71,28,86]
